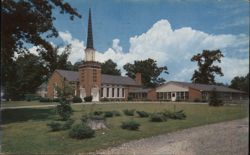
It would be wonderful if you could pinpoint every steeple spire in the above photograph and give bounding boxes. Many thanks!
[86,8,94,49]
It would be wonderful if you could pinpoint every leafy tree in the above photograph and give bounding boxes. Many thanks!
[5,54,46,100]
[41,44,72,77]
[191,49,224,84]
[1,0,81,99]
[123,58,168,87]
[101,59,121,75]
[230,73,249,94]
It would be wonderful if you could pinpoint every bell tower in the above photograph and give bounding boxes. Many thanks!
[79,8,101,101]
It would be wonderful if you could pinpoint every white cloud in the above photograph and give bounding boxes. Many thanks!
[58,31,85,63]
[57,19,249,83]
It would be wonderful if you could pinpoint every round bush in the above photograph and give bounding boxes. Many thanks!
[72,96,82,103]
[136,111,149,117]
[150,113,167,122]
[121,120,140,130]
[47,121,63,131]
[84,96,93,102]
[104,111,113,117]
[123,109,135,116]
[69,123,95,139]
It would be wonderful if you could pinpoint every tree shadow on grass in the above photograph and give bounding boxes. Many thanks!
[1,108,57,125]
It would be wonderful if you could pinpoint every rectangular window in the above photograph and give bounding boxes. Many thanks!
[93,69,97,82]
[101,88,103,97]
[107,88,109,97]
[117,88,120,98]
[122,88,125,97]
[112,88,114,97]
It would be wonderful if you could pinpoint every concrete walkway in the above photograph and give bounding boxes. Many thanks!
[95,118,249,155]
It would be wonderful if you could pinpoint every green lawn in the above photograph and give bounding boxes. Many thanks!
[1,102,248,154]
[1,100,57,108]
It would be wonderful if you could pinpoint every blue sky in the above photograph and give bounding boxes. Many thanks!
[42,0,249,84]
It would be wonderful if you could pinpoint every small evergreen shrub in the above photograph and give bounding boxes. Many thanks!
[123,109,135,116]
[121,120,140,130]
[136,111,150,117]
[112,110,121,116]
[209,89,224,106]
[163,110,186,120]
[39,97,51,102]
[84,96,93,102]
[72,96,82,103]
[62,119,75,130]
[69,123,95,139]
[56,99,73,121]
[47,121,63,131]
[89,115,105,120]
[81,114,88,123]
[104,111,113,117]
[93,111,103,116]
[150,113,167,122]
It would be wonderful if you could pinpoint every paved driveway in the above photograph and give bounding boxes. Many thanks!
[95,118,249,155]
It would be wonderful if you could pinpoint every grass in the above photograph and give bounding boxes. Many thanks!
[1,100,57,108]
[1,102,248,154]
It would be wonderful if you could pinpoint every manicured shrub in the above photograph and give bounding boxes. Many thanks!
[112,110,121,116]
[56,99,73,121]
[62,119,75,130]
[47,121,63,131]
[150,113,167,122]
[123,109,135,116]
[93,111,103,116]
[69,123,95,139]
[121,120,140,130]
[89,115,105,120]
[163,110,186,120]
[81,114,88,123]
[104,111,113,117]
[39,97,51,102]
[72,96,82,103]
[84,96,93,102]
[136,111,150,117]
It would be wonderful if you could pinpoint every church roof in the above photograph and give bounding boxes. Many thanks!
[161,81,245,93]
[102,74,140,86]
[55,69,140,86]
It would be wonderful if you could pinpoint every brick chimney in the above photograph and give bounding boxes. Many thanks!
[135,72,142,85]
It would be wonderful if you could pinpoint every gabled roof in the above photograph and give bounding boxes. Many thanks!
[166,81,245,93]
[55,70,140,86]
[55,69,79,82]
[101,74,140,86]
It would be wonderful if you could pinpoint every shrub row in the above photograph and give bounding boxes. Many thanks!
[92,110,121,118]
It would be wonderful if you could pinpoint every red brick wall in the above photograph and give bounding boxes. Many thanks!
[47,72,64,99]
[79,62,101,97]
[147,89,157,101]
[189,88,202,101]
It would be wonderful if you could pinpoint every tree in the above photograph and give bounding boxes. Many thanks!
[209,88,223,106]
[5,54,46,100]
[101,59,121,75]
[1,0,81,99]
[191,49,224,84]
[123,58,168,87]
[230,73,249,94]
[41,44,72,77]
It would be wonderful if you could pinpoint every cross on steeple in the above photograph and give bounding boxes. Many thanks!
[86,8,94,49]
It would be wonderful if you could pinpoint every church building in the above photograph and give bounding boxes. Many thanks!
[47,9,143,101]
[46,9,246,102]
